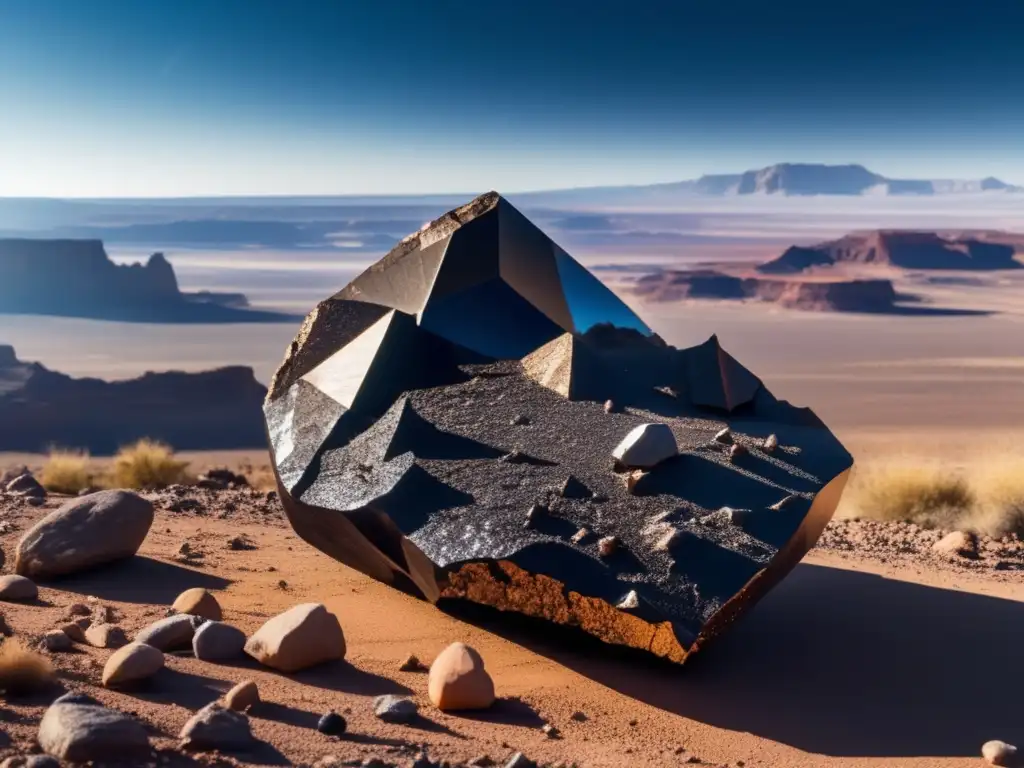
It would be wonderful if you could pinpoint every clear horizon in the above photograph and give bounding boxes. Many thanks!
[1,1,1022,197]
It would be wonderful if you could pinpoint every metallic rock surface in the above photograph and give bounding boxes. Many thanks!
[264,192,853,663]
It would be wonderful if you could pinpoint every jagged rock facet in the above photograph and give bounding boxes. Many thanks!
[263,192,854,663]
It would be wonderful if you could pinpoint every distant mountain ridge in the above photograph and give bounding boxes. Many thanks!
[519,163,1023,203]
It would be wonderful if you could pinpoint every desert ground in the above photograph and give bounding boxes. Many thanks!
[0,484,1020,768]
[2,200,1023,766]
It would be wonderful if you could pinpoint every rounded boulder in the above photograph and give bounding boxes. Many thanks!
[428,642,495,711]
[15,491,154,579]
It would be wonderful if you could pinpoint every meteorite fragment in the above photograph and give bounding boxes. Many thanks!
[263,192,853,663]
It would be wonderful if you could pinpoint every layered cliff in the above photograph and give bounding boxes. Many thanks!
[632,270,897,312]
[759,231,1023,274]
[0,345,268,452]
[0,239,294,322]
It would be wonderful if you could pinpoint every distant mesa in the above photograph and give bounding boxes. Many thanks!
[630,229,1023,313]
[759,230,1024,273]
[632,270,899,313]
[0,345,267,453]
[0,239,299,323]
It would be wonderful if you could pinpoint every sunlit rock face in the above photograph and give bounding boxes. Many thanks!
[264,192,853,663]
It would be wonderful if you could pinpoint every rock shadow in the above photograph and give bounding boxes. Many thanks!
[452,696,545,728]
[43,556,231,604]
[458,562,1024,758]
[287,659,413,697]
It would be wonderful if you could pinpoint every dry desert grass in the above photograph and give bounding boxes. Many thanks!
[108,438,192,490]
[0,638,54,695]
[38,448,94,494]
[840,452,1024,537]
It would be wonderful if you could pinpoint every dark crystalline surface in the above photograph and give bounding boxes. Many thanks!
[264,191,853,663]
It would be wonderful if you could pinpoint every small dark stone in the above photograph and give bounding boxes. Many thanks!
[570,710,588,722]
[468,757,496,767]
[373,695,417,724]
[510,415,530,426]
[317,711,347,736]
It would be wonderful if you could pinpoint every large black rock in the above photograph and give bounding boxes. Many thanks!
[263,192,853,663]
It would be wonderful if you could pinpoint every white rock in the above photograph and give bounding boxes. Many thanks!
[932,530,977,558]
[223,680,259,712]
[982,740,1018,766]
[612,423,678,469]
[15,491,153,579]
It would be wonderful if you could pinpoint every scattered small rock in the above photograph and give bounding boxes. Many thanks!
[541,723,561,739]
[570,528,590,544]
[558,475,590,499]
[933,530,978,559]
[763,434,779,453]
[598,536,619,557]
[317,711,347,735]
[83,624,128,649]
[38,701,150,762]
[399,653,427,672]
[41,630,72,653]
[616,590,640,610]
[193,621,246,661]
[245,603,346,672]
[571,710,588,722]
[510,415,530,426]
[625,469,647,495]
[769,495,797,511]
[172,587,223,621]
[179,702,255,752]
[428,642,495,711]
[223,680,260,712]
[7,474,45,499]
[728,443,748,461]
[603,399,616,413]
[612,423,678,469]
[15,490,153,579]
[982,740,1018,766]
[524,504,546,529]
[135,614,204,651]
[373,695,418,724]
[59,620,89,644]
[0,575,37,602]
[66,603,91,618]
[226,535,256,551]
[101,642,164,688]
[504,754,535,768]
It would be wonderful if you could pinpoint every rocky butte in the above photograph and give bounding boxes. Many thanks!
[0,239,297,322]
[264,191,853,663]
[0,345,267,452]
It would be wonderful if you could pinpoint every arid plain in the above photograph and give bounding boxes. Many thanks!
[1,194,1023,767]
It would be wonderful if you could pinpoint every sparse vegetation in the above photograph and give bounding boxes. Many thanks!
[840,453,1024,536]
[39,448,94,494]
[0,638,54,695]
[107,439,191,490]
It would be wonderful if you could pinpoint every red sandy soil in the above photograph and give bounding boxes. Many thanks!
[0,489,1020,768]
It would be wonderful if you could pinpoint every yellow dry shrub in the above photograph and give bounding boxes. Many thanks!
[840,461,975,530]
[38,448,93,495]
[0,638,54,694]
[108,439,191,490]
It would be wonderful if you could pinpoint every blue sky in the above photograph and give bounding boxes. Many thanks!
[0,0,1022,196]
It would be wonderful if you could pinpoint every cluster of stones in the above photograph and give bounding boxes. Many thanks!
[0,484,511,766]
